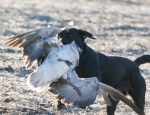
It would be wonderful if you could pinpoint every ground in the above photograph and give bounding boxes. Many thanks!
[0,0,150,114]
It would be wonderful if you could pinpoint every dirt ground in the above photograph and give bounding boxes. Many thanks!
[0,0,150,114]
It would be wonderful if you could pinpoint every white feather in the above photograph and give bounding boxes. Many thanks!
[27,41,80,92]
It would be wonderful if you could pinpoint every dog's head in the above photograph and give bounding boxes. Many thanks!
[57,28,95,48]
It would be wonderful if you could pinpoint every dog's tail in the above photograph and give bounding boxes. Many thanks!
[134,55,150,66]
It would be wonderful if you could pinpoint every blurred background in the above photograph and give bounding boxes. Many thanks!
[0,0,150,114]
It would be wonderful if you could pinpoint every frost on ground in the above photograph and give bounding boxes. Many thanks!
[0,0,150,114]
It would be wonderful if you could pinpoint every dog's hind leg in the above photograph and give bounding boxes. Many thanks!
[106,80,135,115]
[130,74,146,111]
[106,96,119,115]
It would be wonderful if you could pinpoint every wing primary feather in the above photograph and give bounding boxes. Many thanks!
[108,93,119,101]
[5,31,34,45]
[7,38,24,47]
[6,31,36,48]
[5,38,19,45]
[101,89,112,106]
[19,34,40,49]
[26,61,35,69]
[99,83,145,115]
[12,39,26,48]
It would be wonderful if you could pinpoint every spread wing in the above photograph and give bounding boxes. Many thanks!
[99,83,145,115]
[49,77,99,107]
[5,27,64,69]
[49,70,145,115]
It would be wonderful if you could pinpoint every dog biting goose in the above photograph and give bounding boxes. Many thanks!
[6,27,82,92]
[5,27,145,115]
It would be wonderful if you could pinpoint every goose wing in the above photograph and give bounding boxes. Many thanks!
[49,77,99,107]
[6,27,63,69]
[49,71,145,115]
[99,83,145,115]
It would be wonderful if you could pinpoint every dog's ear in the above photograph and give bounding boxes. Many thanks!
[78,29,96,39]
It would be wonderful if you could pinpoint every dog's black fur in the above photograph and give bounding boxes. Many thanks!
[56,28,150,115]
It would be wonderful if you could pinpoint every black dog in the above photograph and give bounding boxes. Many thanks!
[56,28,150,115]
